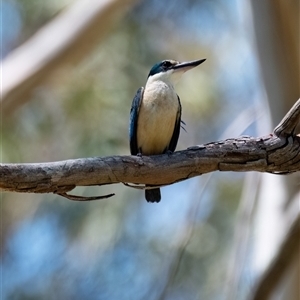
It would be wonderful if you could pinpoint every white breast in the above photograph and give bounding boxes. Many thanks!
[137,80,179,155]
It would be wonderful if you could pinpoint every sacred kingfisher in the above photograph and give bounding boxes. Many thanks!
[129,58,206,203]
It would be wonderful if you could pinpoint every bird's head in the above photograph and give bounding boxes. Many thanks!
[147,58,206,85]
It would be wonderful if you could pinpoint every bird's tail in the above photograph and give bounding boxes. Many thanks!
[145,187,161,203]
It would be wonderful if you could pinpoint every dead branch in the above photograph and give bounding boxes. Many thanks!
[0,99,299,200]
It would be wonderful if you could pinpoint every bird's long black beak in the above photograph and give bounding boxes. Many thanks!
[173,59,206,72]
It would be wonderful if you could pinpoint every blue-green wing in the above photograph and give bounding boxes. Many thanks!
[129,87,144,155]
[168,95,182,152]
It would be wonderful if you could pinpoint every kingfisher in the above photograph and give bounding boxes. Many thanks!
[129,58,206,203]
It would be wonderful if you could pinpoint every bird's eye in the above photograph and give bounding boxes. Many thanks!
[163,61,171,68]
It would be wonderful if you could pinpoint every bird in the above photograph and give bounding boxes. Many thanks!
[129,58,206,203]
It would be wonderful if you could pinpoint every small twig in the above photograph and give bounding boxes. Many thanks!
[123,182,170,190]
[56,192,115,201]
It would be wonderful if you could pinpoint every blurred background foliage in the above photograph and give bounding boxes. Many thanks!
[1,0,299,299]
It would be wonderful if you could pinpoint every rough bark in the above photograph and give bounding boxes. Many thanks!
[1,99,299,200]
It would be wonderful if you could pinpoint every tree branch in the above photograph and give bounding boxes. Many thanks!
[274,98,300,136]
[1,99,299,200]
